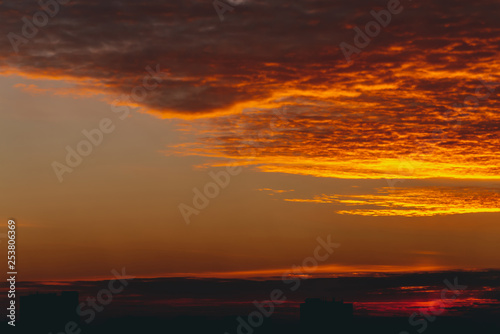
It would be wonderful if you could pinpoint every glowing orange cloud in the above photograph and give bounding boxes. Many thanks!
[284,187,500,217]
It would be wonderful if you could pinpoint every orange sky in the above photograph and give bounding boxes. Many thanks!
[0,0,499,281]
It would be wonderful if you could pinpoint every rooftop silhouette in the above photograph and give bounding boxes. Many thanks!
[300,298,354,333]
[20,291,80,332]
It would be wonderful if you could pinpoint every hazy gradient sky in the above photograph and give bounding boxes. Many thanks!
[0,0,499,281]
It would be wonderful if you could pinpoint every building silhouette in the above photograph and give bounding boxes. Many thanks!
[300,298,354,333]
[20,291,80,332]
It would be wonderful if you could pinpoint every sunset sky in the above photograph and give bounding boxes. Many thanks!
[0,0,499,283]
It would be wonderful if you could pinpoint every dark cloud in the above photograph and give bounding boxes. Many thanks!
[1,270,499,318]
[2,0,499,180]
[0,0,498,117]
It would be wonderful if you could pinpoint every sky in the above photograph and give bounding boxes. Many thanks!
[0,0,499,283]
[2,271,500,319]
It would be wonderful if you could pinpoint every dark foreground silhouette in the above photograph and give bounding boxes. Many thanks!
[3,314,500,334]
[2,292,500,334]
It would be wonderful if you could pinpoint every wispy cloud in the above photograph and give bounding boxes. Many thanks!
[2,0,499,182]
[257,188,295,195]
[1,0,499,120]
[284,187,500,216]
